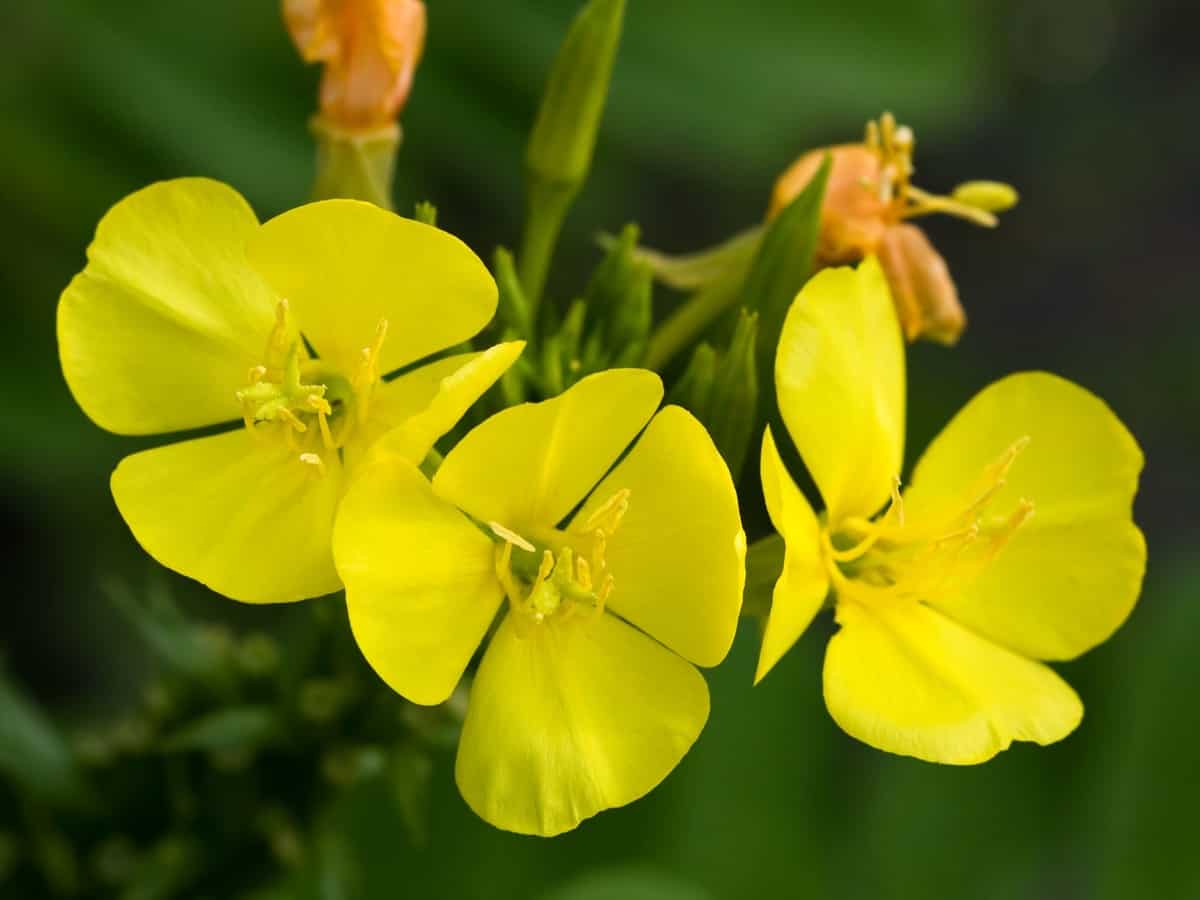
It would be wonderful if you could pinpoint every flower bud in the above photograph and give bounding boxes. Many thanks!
[284,0,426,131]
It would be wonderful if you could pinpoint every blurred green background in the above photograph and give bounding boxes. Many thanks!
[1,0,1196,897]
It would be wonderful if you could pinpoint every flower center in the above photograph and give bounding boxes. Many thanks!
[862,111,1008,228]
[235,300,388,474]
[489,488,631,636]
[823,437,1035,607]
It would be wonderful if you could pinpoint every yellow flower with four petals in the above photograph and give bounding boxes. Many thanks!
[757,256,1146,763]
[333,369,746,835]
[58,178,520,604]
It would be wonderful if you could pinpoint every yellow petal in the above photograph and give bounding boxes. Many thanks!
[246,200,497,377]
[905,372,1146,660]
[824,598,1083,764]
[58,179,277,435]
[434,369,663,534]
[455,612,708,836]
[346,341,525,471]
[775,256,904,522]
[111,429,342,604]
[569,406,744,668]
[334,457,501,706]
[755,427,830,684]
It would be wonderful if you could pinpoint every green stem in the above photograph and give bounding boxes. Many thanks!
[518,179,577,317]
[644,263,747,371]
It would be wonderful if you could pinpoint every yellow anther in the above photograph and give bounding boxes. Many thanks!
[582,488,631,536]
[298,452,326,476]
[277,407,307,433]
[489,522,535,552]
[575,556,592,591]
[985,499,1035,560]
[248,365,267,385]
[536,550,555,584]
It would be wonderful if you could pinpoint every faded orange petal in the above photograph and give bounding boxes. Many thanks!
[768,144,895,264]
[876,223,965,345]
[284,0,427,130]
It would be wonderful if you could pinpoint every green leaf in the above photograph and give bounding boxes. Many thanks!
[0,672,86,805]
[160,707,278,753]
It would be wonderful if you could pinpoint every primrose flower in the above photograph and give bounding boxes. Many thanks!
[58,178,516,604]
[333,369,746,834]
[757,257,1145,763]
[769,112,1018,345]
[284,0,426,131]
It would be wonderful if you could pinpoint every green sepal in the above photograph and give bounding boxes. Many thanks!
[741,153,830,403]
[666,342,717,415]
[705,309,759,478]
[309,116,399,210]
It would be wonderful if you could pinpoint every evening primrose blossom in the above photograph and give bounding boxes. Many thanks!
[58,178,517,605]
[757,257,1145,763]
[333,369,746,835]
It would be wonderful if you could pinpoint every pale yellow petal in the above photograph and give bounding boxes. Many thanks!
[434,369,663,534]
[775,257,904,521]
[755,427,830,684]
[568,406,744,668]
[456,612,709,836]
[111,429,342,604]
[247,200,497,376]
[58,178,277,435]
[824,598,1083,764]
[905,372,1146,660]
[334,457,501,706]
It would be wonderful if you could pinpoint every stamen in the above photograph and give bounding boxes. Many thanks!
[984,499,1035,561]
[488,522,536,552]
[353,319,390,425]
[581,488,631,535]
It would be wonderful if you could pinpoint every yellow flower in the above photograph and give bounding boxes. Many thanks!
[769,113,1018,345]
[333,369,746,834]
[756,257,1145,763]
[58,178,519,604]
[284,0,426,131]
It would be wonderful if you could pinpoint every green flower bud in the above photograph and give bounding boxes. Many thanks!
[519,0,627,304]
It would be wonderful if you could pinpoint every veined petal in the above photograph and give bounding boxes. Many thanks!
[111,429,342,604]
[434,369,663,534]
[570,406,745,668]
[905,372,1146,660]
[775,257,904,522]
[755,427,830,684]
[247,200,497,377]
[824,599,1082,764]
[58,178,277,435]
[455,612,708,836]
[334,457,501,706]
[346,341,525,471]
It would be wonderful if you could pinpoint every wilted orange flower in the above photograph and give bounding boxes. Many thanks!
[768,113,1016,345]
[284,0,426,131]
